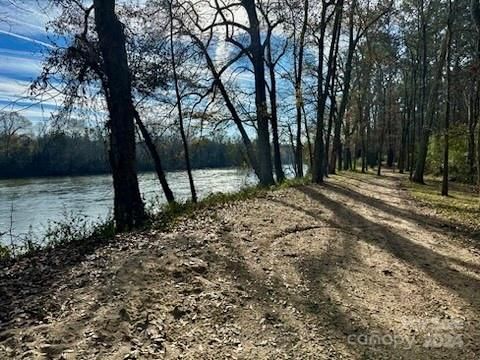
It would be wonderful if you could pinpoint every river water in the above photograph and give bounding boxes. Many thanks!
[0,167,295,245]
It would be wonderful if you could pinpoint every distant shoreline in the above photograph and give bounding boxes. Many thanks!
[0,164,253,182]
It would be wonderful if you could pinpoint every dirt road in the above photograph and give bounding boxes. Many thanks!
[1,171,479,359]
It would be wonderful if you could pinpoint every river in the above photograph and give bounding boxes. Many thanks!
[0,167,295,245]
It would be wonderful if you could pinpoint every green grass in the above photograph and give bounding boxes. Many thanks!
[403,177,480,232]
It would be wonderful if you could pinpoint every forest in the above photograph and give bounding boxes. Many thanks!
[7,0,477,229]
[0,111,248,178]
[1,0,480,358]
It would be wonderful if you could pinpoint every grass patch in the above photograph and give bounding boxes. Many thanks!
[403,177,480,232]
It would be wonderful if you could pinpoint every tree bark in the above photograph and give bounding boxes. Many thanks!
[169,1,197,202]
[187,33,260,179]
[472,0,480,186]
[93,0,145,231]
[312,0,343,183]
[413,30,449,184]
[331,0,356,174]
[242,0,275,186]
[294,0,309,178]
[134,111,175,204]
[442,0,453,196]
[266,31,285,182]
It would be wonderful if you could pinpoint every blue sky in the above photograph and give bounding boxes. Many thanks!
[0,0,57,124]
[0,1,301,132]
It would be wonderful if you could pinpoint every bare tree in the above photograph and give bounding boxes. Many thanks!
[312,0,343,183]
[442,0,454,196]
[330,0,391,173]
[0,112,31,158]
[168,0,197,202]
[179,0,275,185]
[413,28,450,183]
[262,1,287,182]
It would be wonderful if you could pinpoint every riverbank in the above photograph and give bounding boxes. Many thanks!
[0,167,263,244]
[1,171,479,359]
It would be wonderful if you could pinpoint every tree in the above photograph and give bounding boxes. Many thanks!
[263,0,286,182]
[93,0,145,230]
[168,0,197,202]
[413,26,450,183]
[241,0,275,186]
[36,1,176,205]
[285,0,309,178]
[330,0,391,173]
[179,0,275,186]
[0,112,31,158]
[311,0,343,183]
[442,0,454,196]
[472,0,480,187]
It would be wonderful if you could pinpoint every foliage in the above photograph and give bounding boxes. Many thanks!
[426,124,470,182]
[0,126,248,178]
[0,245,11,261]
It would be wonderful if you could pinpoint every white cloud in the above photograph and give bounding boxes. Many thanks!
[0,0,50,35]
[0,29,54,48]
[0,50,43,77]
[0,76,31,98]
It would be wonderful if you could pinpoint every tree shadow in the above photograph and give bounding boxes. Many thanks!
[334,172,408,200]
[1,178,478,358]
[207,224,412,358]
[295,185,480,309]
[269,185,479,357]
[322,180,478,240]
[214,196,461,358]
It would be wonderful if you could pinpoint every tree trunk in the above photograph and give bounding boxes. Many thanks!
[325,85,335,176]
[442,0,453,196]
[266,33,285,182]
[294,0,309,178]
[169,1,197,202]
[302,104,313,171]
[287,123,297,175]
[467,93,476,183]
[332,0,356,174]
[268,65,285,182]
[413,30,449,184]
[398,109,407,173]
[134,111,175,204]
[409,61,417,180]
[188,33,261,179]
[398,74,410,174]
[472,0,480,186]
[377,85,386,176]
[93,0,145,231]
[326,11,341,175]
[242,0,275,186]
[312,0,343,183]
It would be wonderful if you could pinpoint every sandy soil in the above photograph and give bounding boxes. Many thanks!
[0,170,479,359]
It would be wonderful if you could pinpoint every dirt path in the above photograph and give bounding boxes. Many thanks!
[1,171,479,359]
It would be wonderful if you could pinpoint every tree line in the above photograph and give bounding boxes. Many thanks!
[0,112,249,178]
[21,0,480,230]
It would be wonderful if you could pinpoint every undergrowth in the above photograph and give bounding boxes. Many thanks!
[0,176,311,261]
[150,175,311,230]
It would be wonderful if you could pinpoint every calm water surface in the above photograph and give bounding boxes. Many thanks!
[0,167,286,244]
